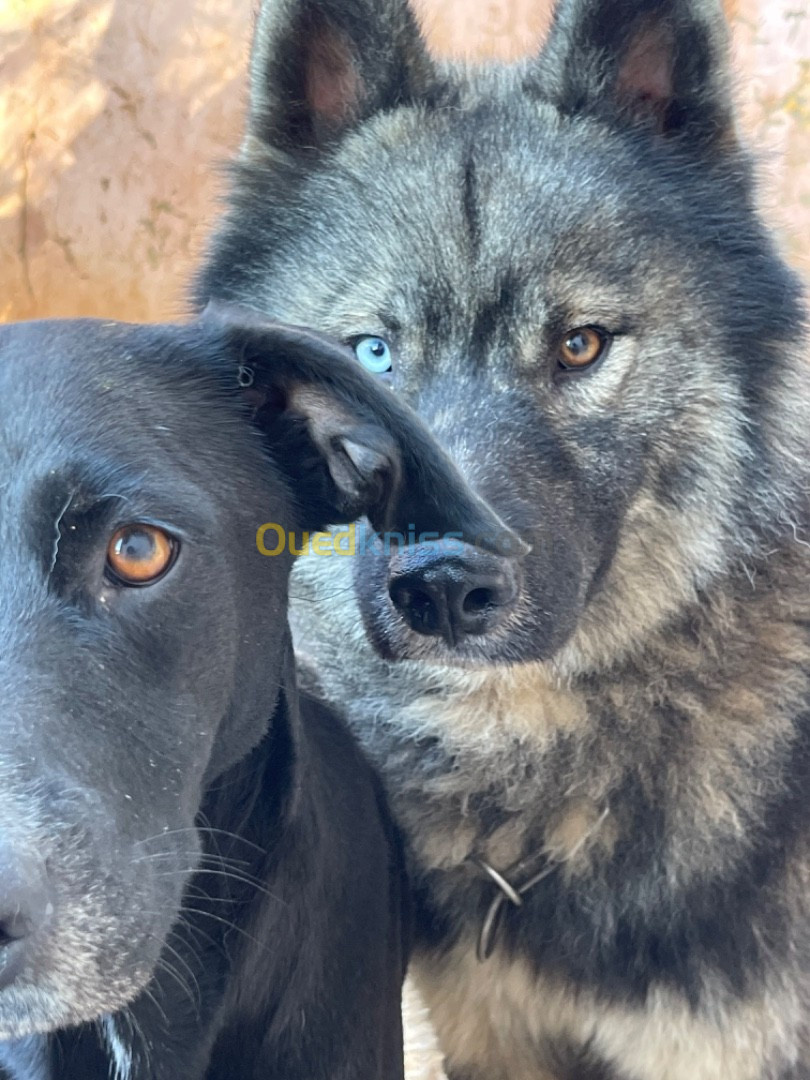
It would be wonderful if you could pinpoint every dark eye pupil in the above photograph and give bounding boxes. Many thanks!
[567,333,589,355]
[370,340,386,357]
[115,530,155,562]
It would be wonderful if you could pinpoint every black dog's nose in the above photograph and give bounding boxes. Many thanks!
[388,542,520,645]
[0,847,50,991]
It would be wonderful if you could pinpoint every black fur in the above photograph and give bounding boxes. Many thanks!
[0,311,510,1080]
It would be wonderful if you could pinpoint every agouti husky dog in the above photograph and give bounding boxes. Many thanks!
[199,0,810,1075]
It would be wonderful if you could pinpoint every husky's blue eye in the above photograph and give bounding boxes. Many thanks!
[354,336,392,374]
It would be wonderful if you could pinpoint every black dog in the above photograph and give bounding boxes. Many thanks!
[0,306,517,1080]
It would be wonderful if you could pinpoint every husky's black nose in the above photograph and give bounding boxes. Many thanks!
[388,542,520,645]
[0,847,50,991]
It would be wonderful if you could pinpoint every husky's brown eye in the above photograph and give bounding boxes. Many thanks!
[106,525,177,586]
[558,327,609,370]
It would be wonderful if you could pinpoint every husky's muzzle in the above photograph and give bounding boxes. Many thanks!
[353,528,529,663]
[387,541,523,647]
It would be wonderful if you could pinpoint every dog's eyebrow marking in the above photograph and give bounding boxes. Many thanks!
[48,490,75,576]
[102,1015,132,1080]
[462,148,481,259]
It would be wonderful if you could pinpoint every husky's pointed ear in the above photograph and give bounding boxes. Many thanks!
[533,0,738,149]
[244,0,435,157]
[201,302,526,554]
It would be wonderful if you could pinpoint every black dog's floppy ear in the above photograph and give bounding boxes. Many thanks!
[202,302,527,557]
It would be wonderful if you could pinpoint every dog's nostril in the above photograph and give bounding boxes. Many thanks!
[0,910,37,944]
[0,851,51,991]
[462,587,495,615]
[389,585,439,633]
[0,923,20,947]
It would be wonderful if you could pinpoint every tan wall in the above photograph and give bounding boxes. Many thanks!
[1,0,808,324]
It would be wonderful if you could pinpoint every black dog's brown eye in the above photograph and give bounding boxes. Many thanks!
[558,327,609,370]
[106,525,177,586]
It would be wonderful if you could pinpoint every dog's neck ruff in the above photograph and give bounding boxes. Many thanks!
[474,806,609,962]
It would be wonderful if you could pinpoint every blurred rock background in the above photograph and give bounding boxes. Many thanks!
[0,0,807,323]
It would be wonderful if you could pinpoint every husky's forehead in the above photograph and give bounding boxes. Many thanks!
[252,87,727,350]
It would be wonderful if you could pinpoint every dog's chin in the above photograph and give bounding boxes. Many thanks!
[0,913,170,1041]
[361,605,543,669]
[0,976,146,1042]
[377,633,509,668]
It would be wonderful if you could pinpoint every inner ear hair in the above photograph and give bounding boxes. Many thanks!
[304,14,364,139]
[533,0,738,152]
[279,384,402,529]
[244,0,437,157]
[616,18,677,129]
